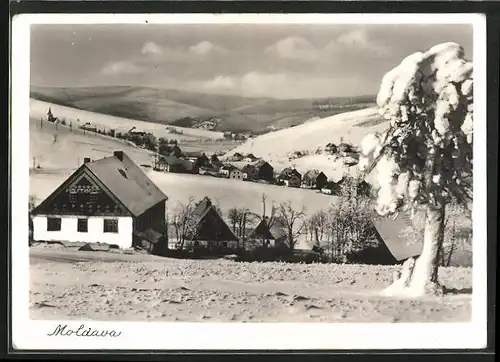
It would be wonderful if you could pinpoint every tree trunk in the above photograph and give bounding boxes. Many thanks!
[382,203,446,297]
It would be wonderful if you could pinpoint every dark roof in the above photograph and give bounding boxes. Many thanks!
[220,164,241,172]
[85,151,167,217]
[241,164,256,173]
[190,198,239,241]
[279,167,302,179]
[250,217,286,241]
[303,169,326,181]
[371,211,424,262]
[253,159,271,169]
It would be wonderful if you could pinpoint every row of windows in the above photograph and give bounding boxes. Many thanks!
[46,217,119,233]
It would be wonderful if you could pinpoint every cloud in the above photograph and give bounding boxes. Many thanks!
[100,61,146,75]
[326,29,391,57]
[188,41,230,56]
[190,71,373,99]
[141,41,163,56]
[203,75,236,91]
[264,36,317,62]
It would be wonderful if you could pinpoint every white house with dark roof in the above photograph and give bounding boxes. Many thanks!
[31,151,168,252]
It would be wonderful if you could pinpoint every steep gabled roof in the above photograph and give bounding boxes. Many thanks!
[303,169,326,182]
[252,159,272,169]
[279,167,302,179]
[190,197,239,241]
[371,211,424,262]
[250,217,286,241]
[85,151,167,216]
[241,164,257,173]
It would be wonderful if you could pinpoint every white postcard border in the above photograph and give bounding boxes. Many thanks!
[11,13,488,350]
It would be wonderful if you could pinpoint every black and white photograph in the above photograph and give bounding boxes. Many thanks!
[11,13,487,350]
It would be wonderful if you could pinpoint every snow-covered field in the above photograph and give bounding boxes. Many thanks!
[30,99,225,141]
[30,247,472,322]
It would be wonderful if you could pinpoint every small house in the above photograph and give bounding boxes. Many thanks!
[248,217,287,248]
[30,151,168,254]
[47,108,56,123]
[354,212,424,265]
[252,159,274,182]
[228,166,244,180]
[338,142,354,155]
[302,170,328,190]
[218,164,242,179]
[210,154,222,168]
[227,152,244,162]
[184,197,239,250]
[182,151,210,168]
[280,174,301,188]
[241,164,259,181]
[155,155,198,174]
[277,168,302,187]
[244,153,259,162]
[325,142,338,154]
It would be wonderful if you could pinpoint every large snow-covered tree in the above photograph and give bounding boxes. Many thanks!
[358,42,473,297]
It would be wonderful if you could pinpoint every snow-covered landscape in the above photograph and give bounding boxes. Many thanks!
[24,20,478,330]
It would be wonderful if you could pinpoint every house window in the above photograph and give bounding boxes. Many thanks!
[77,218,88,233]
[103,219,119,233]
[47,217,61,231]
[89,193,97,203]
[69,193,76,203]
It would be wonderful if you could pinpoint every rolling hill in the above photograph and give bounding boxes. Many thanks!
[30,99,225,140]
[30,86,376,134]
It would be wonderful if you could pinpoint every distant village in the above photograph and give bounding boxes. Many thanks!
[44,107,368,197]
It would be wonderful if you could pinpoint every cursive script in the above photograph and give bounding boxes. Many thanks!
[47,324,122,337]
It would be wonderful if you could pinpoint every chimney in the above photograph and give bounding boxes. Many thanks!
[114,151,124,161]
[83,157,91,164]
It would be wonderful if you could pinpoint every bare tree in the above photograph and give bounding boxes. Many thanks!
[277,201,306,250]
[307,210,329,247]
[228,207,239,234]
[227,207,254,247]
[170,197,198,250]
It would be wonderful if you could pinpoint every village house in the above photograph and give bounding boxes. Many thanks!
[325,142,338,154]
[182,151,210,168]
[301,169,328,190]
[210,154,222,168]
[155,155,198,174]
[46,108,56,123]
[174,197,239,250]
[248,217,286,248]
[252,159,274,182]
[227,152,245,162]
[218,164,243,180]
[348,212,424,265]
[338,142,355,155]
[30,151,168,254]
[241,164,259,181]
[244,153,259,162]
[277,167,302,187]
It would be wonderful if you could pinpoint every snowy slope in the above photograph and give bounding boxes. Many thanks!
[30,99,225,140]
[224,107,388,181]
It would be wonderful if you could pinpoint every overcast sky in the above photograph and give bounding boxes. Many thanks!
[31,24,473,99]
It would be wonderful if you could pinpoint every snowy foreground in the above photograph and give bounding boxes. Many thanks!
[30,247,472,323]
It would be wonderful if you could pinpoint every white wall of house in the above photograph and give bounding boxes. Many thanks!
[32,215,133,249]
